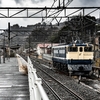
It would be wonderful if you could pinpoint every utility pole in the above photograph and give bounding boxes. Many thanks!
[29,34,30,57]
[3,33,5,63]
[8,22,10,60]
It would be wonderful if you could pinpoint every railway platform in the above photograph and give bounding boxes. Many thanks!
[0,55,49,100]
[0,57,29,100]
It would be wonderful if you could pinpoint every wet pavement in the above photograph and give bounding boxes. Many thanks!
[0,57,29,100]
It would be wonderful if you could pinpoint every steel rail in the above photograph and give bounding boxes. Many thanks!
[38,74,63,100]
[33,59,84,100]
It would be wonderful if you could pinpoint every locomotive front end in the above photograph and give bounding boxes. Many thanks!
[67,43,93,76]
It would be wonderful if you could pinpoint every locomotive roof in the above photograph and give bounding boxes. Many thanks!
[69,43,92,46]
[52,43,93,48]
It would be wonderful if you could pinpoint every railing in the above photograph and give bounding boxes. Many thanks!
[27,56,49,100]
[16,54,49,100]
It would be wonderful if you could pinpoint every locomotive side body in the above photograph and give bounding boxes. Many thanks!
[52,43,93,76]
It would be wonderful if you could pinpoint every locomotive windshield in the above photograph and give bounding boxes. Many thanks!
[68,47,78,52]
[84,47,92,52]
[79,47,83,52]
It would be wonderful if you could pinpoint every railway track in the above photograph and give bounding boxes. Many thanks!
[32,59,84,100]
[21,54,100,100]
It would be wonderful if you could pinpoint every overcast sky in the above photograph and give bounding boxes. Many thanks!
[0,0,99,29]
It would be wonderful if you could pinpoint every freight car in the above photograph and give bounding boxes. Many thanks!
[52,40,94,77]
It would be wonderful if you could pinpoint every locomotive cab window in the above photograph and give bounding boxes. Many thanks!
[68,47,78,52]
[53,48,59,57]
[84,47,92,52]
[59,47,66,57]
[79,47,83,52]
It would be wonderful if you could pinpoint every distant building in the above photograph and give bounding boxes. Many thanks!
[36,43,59,56]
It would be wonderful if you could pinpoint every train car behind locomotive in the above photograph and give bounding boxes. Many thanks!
[52,40,94,76]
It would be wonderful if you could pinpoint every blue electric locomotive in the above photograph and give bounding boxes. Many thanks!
[52,40,94,76]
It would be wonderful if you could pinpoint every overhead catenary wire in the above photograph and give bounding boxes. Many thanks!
[41,0,73,24]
